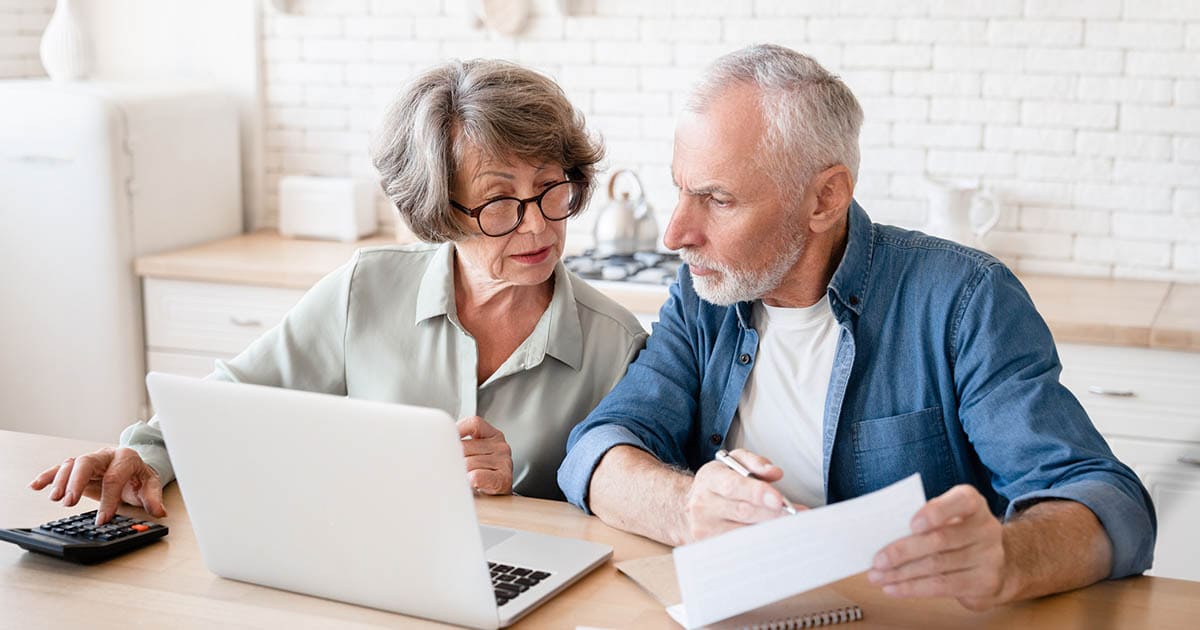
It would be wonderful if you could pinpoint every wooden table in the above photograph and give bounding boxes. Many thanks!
[3,430,1198,629]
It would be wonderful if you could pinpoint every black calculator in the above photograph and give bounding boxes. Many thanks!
[0,510,168,564]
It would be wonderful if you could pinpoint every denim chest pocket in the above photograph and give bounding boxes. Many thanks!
[851,406,954,498]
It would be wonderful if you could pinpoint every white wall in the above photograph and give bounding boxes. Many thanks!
[5,1,1198,282]
[256,0,1200,283]
[0,0,53,78]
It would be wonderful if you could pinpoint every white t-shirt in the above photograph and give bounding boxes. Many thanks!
[725,295,839,508]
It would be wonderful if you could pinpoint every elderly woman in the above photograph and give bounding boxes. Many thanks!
[29,59,647,525]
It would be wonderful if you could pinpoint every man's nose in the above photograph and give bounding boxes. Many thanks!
[663,198,702,251]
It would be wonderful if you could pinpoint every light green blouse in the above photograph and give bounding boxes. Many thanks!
[121,242,648,500]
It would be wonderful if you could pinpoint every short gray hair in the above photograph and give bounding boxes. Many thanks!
[688,44,863,192]
[371,59,604,242]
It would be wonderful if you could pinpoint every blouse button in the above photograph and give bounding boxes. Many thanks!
[709,433,722,446]
[738,353,751,365]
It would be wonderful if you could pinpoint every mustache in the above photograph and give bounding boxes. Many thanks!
[678,248,723,273]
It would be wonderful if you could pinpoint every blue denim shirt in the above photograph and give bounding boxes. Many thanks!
[559,200,1155,579]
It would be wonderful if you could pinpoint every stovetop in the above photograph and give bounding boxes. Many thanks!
[563,250,682,286]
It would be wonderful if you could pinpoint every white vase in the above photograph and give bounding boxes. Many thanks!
[39,0,90,82]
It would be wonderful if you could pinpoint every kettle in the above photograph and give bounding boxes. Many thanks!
[921,176,1001,250]
[592,169,658,257]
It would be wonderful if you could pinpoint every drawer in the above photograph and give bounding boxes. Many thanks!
[1056,343,1200,442]
[143,278,305,355]
[1105,436,1200,581]
[146,350,228,379]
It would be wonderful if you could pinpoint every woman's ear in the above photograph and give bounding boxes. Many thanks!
[809,165,854,234]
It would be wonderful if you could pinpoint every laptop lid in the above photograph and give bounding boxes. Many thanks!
[147,372,501,629]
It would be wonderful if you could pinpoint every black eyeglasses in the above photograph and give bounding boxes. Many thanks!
[450,180,586,237]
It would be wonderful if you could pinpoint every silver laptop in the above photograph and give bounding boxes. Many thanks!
[146,372,612,629]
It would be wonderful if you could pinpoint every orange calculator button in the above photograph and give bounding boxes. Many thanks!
[130,524,150,532]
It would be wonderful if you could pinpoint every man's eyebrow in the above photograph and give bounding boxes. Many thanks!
[671,165,731,197]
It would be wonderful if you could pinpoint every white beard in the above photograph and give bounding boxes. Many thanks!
[679,234,804,306]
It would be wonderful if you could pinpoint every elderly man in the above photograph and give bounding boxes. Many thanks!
[557,44,1154,611]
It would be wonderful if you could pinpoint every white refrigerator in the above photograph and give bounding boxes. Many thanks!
[0,81,243,441]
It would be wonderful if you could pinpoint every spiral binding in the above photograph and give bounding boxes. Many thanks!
[741,604,863,629]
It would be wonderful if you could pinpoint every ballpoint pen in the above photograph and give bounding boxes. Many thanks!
[714,448,798,515]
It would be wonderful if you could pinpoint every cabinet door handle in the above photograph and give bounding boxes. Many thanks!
[1087,385,1135,397]
[229,316,263,327]
[1178,456,1200,467]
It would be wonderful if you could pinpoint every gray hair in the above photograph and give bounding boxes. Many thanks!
[371,59,604,242]
[687,44,863,192]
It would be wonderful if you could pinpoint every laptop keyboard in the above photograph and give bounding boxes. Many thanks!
[489,561,552,607]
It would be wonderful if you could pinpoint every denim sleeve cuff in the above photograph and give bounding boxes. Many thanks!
[558,424,649,514]
[1006,479,1155,579]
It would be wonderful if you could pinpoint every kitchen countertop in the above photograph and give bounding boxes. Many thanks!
[134,230,1200,352]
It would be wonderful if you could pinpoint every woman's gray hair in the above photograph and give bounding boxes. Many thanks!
[371,59,604,242]
[687,44,863,193]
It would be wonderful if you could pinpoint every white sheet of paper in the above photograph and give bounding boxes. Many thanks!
[671,473,926,629]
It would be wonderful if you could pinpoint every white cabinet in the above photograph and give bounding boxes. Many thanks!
[1057,342,1200,581]
[142,278,305,378]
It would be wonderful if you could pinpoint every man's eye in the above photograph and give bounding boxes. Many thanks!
[709,196,731,208]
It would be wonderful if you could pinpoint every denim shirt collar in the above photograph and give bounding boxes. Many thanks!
[826,199,875,318]
[733,199,874,328]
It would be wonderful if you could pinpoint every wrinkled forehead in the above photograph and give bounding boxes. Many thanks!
[450,120,563,181]
[452,140,560,188]
[672,92,766,185]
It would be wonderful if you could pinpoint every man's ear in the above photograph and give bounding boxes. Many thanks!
[809,165,854,234]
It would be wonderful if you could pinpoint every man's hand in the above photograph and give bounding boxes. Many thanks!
[681,448,804,543]
[29,447,167,526]
[457,416,513,495]
[868,484,1010,611]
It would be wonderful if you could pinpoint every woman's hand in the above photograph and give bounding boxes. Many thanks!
[29,447,166,525]
[457,416,513,495]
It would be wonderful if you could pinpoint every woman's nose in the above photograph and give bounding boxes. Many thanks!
[515,201,548,234]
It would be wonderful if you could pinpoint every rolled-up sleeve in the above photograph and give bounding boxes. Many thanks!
[557,424,650,512]
[1006,479,1156,579]
[558,271,704,512]
[953,264,1156,578]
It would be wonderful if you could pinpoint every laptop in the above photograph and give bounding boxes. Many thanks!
[146,372,612,629]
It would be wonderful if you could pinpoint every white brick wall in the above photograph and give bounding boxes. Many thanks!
[0,0,52,79]
[247,0,1200,282]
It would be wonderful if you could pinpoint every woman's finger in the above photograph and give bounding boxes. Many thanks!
[463,452,512,473]
[467,469,512,495]
[48,458,75,501]
[29,464,62,490]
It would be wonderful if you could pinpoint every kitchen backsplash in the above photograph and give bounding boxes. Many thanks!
[4,0,1198,283]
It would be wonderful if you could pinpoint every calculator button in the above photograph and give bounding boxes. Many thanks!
[130,524,150,533]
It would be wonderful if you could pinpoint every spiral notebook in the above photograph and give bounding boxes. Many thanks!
[616,554,863,629]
